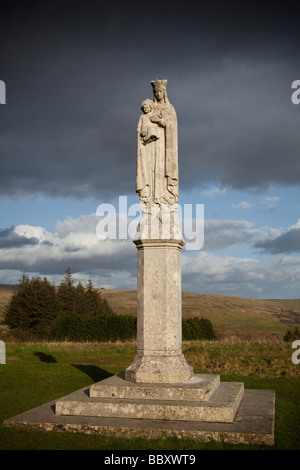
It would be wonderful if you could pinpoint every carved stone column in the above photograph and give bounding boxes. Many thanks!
[125,238,193,383]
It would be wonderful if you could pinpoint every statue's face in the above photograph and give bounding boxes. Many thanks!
[154,88,164,102]
[143,104,151,114]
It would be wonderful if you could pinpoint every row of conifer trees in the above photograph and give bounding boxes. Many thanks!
[3,268,215,342]
[3,269,133,340]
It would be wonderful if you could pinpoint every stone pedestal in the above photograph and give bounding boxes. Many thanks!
[55,374,244,423]
[4,382,275,445]
[125,239,193,384]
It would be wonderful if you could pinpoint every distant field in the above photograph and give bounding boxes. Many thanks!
[1,284,300,340]
[99,289,300,340]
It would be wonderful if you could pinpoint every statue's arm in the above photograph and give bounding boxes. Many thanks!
[150,115,166,127]
[150,105,177,128]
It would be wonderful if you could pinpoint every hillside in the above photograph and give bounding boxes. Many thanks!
[97,290,300,340]
[1,284,300,340]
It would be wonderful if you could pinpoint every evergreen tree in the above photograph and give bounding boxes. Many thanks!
[4,273,31,330]
[26,276,58,335]
[99,291,114,315]
[75,281,87,315]
[84,279,102,315]
[4,269,117,340]
[4,274,58,336]
[57,268,77,315]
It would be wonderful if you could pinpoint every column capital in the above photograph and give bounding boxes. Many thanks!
[133,238,185,250]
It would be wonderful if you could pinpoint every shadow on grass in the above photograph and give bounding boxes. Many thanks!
[34,352,57,363]
[34,351,113,383]
[71,364,113,383]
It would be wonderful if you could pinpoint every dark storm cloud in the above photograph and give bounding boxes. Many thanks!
[0,236,136,276]
[0,2,300,201]
[21,246,136,276]
[0,226,38,248]
[254,228,300,254]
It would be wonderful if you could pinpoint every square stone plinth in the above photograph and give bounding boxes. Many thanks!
[90,373,220,402]
[55,379,244,423]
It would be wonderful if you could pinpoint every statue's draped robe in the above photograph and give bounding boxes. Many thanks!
[136,102,178,204]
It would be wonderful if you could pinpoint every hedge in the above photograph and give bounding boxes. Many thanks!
[49,313,215,342]
[182,317,216,340]
[50,313,137,342]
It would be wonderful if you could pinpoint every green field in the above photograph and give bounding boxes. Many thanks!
[0,340,299,450]
[1,285,300,450]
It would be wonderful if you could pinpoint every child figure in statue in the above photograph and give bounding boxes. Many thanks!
[139,99,159,145]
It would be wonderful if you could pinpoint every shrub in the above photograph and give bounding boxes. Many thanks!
[182,317,216,340]
[284,326,300,342]
[51,315,215,343]
[50,313,137,342]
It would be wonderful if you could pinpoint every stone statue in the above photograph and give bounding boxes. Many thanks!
[135,80,181,240]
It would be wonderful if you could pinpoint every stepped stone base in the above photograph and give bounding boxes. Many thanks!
[55,375,243,423]
[3,383,275,445]
[90,372,220,401]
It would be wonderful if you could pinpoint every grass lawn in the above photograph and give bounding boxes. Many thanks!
[0,341,299,450]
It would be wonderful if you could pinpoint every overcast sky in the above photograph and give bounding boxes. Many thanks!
[0,2,300,298]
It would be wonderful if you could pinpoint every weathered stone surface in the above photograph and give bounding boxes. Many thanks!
[135,80,182,242]
[89,373,220,402]
[125,352,193,384]
[136,79,178,208]
[125,239,193,384]
[3,388,275,445]
[55,381,244,423]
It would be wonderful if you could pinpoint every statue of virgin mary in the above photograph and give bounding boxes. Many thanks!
[136,79,178,206]
[135,80,182,240]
